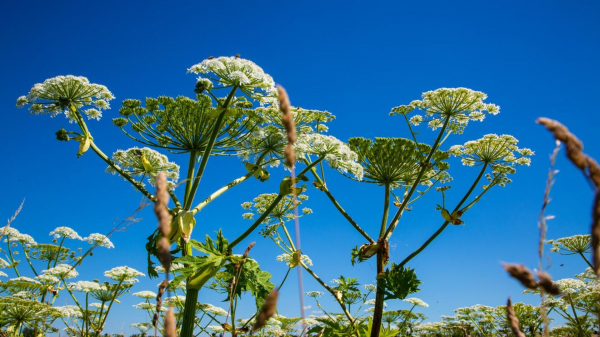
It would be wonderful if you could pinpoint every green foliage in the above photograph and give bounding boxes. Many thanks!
[377,264,421,301]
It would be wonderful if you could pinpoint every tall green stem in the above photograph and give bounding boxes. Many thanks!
[183,150,197,206]
[184,87,238,210]
[371,184,390,337]
[180,288,199,337]
[399,162,488,267]
[6,237,20,277]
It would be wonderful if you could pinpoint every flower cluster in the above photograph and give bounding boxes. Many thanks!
[547,234,592,255]
[83,233,114,249]
[104,266,145,283]
[188,56,276,105]
[132,290,157,299]
[107,147,180,189]
[276,252,313,267]
[68,280,105,293]
[295,134,364,180]
[16,75,114,121]
[449,134,533,188]
[50,227,83,240]
[305,291,324,298]
[391,87,500,134]
[347,137,450,187]
[42,264,79,279]
[404,297,429,308]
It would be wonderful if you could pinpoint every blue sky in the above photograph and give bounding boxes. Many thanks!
[1,0,599,334]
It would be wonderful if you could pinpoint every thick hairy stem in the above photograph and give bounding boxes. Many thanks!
[370,250,386,337]
[180,288,199,337]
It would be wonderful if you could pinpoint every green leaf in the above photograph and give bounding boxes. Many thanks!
[145,230,159,279]
[377,264,421,301]
[189,229,229,256]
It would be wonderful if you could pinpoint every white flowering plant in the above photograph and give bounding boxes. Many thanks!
[0,208,140,337]
[19,56,536,337]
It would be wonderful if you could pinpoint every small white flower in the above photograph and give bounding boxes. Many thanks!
[83,233,114,248]
[404,297,429,307]
[69,281,105,293]
[107,147,180,189]
[133,291,157,299]
[104,266,145,283]
[305,291,324,298]
[276,252,313,267]
[200,303,228,316]
[50,227,83,240]
[43,264,79,279]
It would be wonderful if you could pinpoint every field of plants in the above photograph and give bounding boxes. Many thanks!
[1,2,599,337]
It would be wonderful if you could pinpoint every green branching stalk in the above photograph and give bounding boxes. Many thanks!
[230,194,285,250]
[183,149,198,207]
[22,247,38,277]
[6,237,21,277]
[383,116,451,240]
[399,162,488,267]
[184,87,238,210]
[98,279,125,332]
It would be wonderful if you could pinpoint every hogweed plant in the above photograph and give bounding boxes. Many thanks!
[0,204,144,337]
[18,55,533,337]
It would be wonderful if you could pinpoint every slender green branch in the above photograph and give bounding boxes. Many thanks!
[21,247,38,277]
[380,184,390,237]
[183,150,197,207]
[229,194,284,250]
[383,116,452,239]
[191,152,267,215]
[98,279,125,330]
[6,237,20,277]
[578,251,594,269]
[398,162,488,267]
[89,142,156,201]
[300,261,358,335]
[309,167,375,243]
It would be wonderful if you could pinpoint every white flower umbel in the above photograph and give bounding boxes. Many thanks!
[295,134,364,180]
[449,134,533,188]
[131,323,153,333]
[17,75,114,121]
[188,56,276,105]
[199,303,228,316]
[363,284,377,292]
[55,305,82,318]
[107,147,180,189]
[0,271,8,277]
[104,266,145,283]
[0,257,10,269]
[404,297,429,308]
[43,264,79,279]
[50,226,83,240]
[391,88,500,134]
[83,233,114,248]
[132,291,157,299]
[154,263,184,274]
[69,281,105,293]
[276,252,313,267]
[13,233,36,246]
[35,274,60,284]
[547,235,592,255]
[305,291,324,298]
[0,227,20,240]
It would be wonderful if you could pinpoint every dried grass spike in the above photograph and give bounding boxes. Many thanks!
[506,298,526,337]
[593,192,600,276]
[277,85,296,167]
[503,263,538,289]
[154,173,173,272]
[154,279,168,327]
[163,306,177,337]
[252,288,279,332]
[537,118,600,187]
[536,271,561,295]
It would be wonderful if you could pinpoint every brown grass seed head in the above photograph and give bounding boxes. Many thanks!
[252,288,279,332]
[503,263,538,289]
[506,297,526,337]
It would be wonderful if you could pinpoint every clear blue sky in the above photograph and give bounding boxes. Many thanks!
[1,0,599,335]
